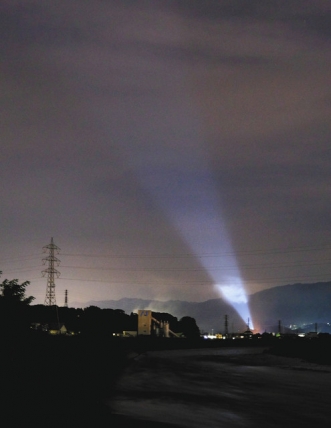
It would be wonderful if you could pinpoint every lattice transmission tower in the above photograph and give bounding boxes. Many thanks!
[224,314,229,337]
[42,237,61,306]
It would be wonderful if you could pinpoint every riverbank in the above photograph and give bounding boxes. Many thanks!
[111,345,331,427]
[2,334,331,426]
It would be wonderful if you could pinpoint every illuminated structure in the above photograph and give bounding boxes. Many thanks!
[138,310,152,335]
[42,237,61,306]
[137,310,178,337]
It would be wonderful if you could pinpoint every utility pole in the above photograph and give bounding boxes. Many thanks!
[224,314,229,337]
[42,237,60,306]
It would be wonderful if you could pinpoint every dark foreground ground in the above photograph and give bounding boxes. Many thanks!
[1,333,131,427]
[1,334,331,427]
[1,333,207,427]
[113,345,331,428]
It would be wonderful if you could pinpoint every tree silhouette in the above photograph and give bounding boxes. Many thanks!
[178,316,200,339]
[0,272,35,335]
[0,277,34,304]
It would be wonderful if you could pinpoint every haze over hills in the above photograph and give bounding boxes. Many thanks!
[71,297,246,333]
[249,281,331,331]
[71,282,331,334]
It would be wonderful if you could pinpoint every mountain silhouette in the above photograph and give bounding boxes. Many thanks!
[249,281,331,331]
[71,281,331,333]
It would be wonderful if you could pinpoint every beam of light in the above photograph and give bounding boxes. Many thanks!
[126,115,253,328]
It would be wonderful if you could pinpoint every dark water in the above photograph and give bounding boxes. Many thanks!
[111,347,331,427]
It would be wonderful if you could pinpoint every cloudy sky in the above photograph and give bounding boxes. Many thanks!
[1,0,331,307]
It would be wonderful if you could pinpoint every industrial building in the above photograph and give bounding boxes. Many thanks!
[137,310,178,337]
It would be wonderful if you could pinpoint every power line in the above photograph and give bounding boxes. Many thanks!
[27,273,331,285]
[5,258,331,273]
[61,244,331,259]
[3,267,42,273]
[5,264,331,284]
[2,242,331,292]
[5,255,331,275]
[2,243,331,263]
[51,259,331,272]
[0,256,41,263]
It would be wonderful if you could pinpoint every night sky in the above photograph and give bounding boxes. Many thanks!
[1,1,331,308]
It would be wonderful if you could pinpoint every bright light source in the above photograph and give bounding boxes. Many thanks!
[220,280,248,304]
[129,128,253,327]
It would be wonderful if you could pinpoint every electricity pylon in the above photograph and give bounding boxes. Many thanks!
[246,317,251,331]
[224,314,229,337]
[42,237,60,306]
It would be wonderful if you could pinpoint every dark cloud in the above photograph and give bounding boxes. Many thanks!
[1,1,331,306]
